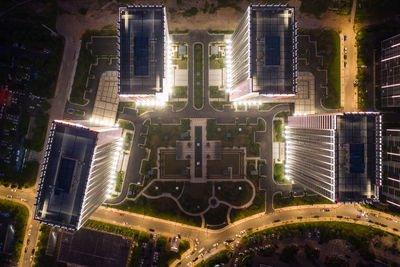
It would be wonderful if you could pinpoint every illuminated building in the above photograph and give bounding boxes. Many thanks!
[228,5,297,101]
[118,5,169,102]
[285,113,382,202]
[382,128,400,206]
[381,34,400,108]
[34,120,122,230]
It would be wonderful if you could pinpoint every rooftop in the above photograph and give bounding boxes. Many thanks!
[119,5,167,96]
[250,5,296,95]
[34,121,97,229]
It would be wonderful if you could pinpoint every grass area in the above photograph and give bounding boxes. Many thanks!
[144,119,190,169]
[300,0,352,17]
[177,58,188,69]
[115,171,124,192]
[0,19,64,98]
[273,193,333,209]
[355,0,400,24]
[204,204,229,227]
[118,102,135,112]
[113,197,202,227]
[211,101,230,111]
[123,132,133,150]
[355,23,400,110]
[1,160,39,188]
[214,181,253,206]
[273,120,283,142]
[209,58,224,69]
[208,152,242,177]
[33,225,56,267]
[206,119,265,157]
[0,199,29,265]
[70,26,117,105]
[209,86,225,98]
[179,183,213,214]
[276,111,291,118]
[198,250,231,267]
[145,181,185,198]
[172,86,188,98]
[274,162,289,184]
[259,103,279,110]
[230,164,265,222]
[162,153,189,176]
[118,119,134,130]
[302,29,341,109]
[72,109,84,117]
[84,219,140,237]
[243,221,389,261]
[208,30,234,34]
[25,110,49,152]
[182,7,198,17]
[171,101,186,111]
[194,43,203,109]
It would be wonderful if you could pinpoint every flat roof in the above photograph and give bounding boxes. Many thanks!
[250,5,296,95]
[58,228,131,267]
[119,6,166,95]
[34,122,97,229]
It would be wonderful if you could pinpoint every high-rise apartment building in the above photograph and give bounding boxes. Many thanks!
[382,128,400,207]
[381,34,400,108]
[228,5,297,101]
[118,5,169,100]
[285,113,382,202]
[34,120,122,230]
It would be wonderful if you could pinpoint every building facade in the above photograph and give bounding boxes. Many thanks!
[34,120,122,230]
[382,129,400,207]
[285,113,382,202]
[118,5,169,101]
[381,34,400,108]
[229,5,297,101]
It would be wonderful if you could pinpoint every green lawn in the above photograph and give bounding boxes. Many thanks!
[300,0,352,18]
[214,181,253,206]
[171,101,186,111]
[144,181,185,198]
[0,160,39,188]
[161,152,190,176]
[25,110,49,152]
[209,86,225,98]
[355,0,400,23]
[198,250,231,267]
[204,204,229,228]
[118,119,134,130]
[302,29,341,109]
[0,199,29,265]
[115,171,124,192]
[274,163,289,184]
[33,225,56,267]
[113,197,202,227]
[273,120,283,142]
[194,43,203,109]
[123,132,132,150]
[144,119,190,168]
[243,221,389,261]
[172,86,188,98]
[259,103,279,110]
[206,119,264,157]
[118,102,135,112]
[273,193,333,209]
[230,173,265,222]
[179,182,213,214]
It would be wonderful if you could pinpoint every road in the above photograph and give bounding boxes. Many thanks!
[0,187,40,267]
[92,203,400,266]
